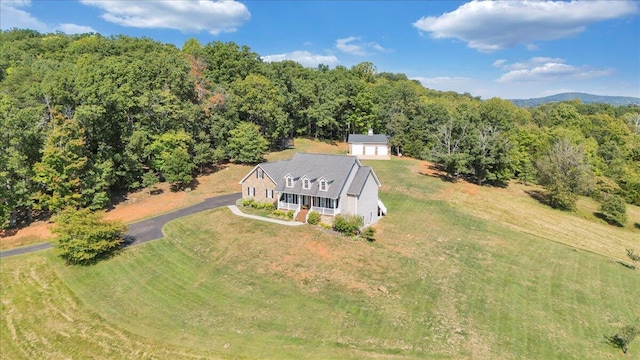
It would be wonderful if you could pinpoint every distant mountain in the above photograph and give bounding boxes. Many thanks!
[509,92,640,107]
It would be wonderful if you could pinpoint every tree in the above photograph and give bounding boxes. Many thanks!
[32,114,88,212]
[226,122,269,163]
[599,194,627,226]
[536,139,593,210]
[52,207,126,265]
[161,147,195,190]
[141,171,159,195]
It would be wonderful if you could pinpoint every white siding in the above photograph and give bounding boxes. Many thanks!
[351,144,363,155]
[377,145,388,156]
[364,145,376,155]
[356,173,380,225]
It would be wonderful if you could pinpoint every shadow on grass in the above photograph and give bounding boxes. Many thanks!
[525,190,550,206]
[417,163,457,183]
[635,222,640,230]
[593,212,624,227]
[616,260,637,270]
[417,162,508,187]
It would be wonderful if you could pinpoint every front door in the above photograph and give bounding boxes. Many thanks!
[302,195,310,209]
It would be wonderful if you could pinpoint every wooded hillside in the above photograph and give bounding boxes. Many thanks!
[1,30,639,228]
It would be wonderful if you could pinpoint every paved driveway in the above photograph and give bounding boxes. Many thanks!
[0,193,241,259]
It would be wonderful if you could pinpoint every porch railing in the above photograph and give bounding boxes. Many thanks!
[278,201,300,211]
[310,206,340,216]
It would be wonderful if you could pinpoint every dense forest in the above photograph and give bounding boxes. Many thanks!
[1,29,639,228]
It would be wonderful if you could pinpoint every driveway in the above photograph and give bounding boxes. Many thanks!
[0,193,241,259]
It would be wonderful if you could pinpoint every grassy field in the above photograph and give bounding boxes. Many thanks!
[2,140,640,359]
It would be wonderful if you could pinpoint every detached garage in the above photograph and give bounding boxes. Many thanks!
[347,130,390,160]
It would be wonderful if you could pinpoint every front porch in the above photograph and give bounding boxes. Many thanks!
[278,193,340,218]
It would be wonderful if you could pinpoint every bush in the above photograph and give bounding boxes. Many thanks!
[263,202,276,211]
[599,194,627,225]
[307,211,321,225]
[607,324,639,354]
[272,209,286,218]
[287,210,294,219]
[333,214,363,235]
[361,227,376,242]
[242,198,256,207]
[52,208,126,265]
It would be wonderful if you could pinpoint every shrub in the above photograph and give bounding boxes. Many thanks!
[599,194,627,226]
[52,208,126,265]
[607,324,639,354]
[242,198,256,207]
[361,227,376,242]
[272,209,286,218]
[333,214,363,235]
[307,211,321,225]
[263,202,276,211]
[287,210,294,219]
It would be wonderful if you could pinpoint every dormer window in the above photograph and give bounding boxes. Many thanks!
[319,179,327,191]
[257,168,263,179]
[302,176,310,190]
[285,175,294,188]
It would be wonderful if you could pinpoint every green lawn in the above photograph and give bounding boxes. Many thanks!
[2,155,639,359]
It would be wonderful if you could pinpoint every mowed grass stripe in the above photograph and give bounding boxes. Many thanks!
[3,154,639,359]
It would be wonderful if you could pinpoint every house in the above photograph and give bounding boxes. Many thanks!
[239,153,387,225]
[347,129,390,160]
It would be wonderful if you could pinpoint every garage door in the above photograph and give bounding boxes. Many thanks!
[365,145,376,155]
[377,145,388,156]
[351,144,363,155]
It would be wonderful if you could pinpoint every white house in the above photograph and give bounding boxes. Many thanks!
[239,153,386,225]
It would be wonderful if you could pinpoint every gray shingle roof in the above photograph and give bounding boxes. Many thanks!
[347,166,372,196]
[259,153,361,199]
[347,134,389,144]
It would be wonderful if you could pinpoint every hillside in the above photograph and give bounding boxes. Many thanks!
[2,139,640,359]
[510,92,640,107]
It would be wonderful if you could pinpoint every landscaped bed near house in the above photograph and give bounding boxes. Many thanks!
[2,143,640,359]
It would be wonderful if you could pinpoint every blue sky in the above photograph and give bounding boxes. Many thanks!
[2,0,639,99]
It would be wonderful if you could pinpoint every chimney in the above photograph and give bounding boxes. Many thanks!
[368,128,373,136]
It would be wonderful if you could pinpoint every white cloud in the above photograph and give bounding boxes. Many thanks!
[495,57,615,83]
[58,23,96,34]
[262,51,339,67]
[335,36,390,56]
[411,76,471,86]
[81,0,250,35]
[0,0,48,32]
[0,1,96,34]
[413,0,638,52]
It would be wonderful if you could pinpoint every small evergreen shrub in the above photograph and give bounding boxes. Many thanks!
[333,214,363,235]
[361,227,376,242]
[307,211,321,225]
[287,210,294,219]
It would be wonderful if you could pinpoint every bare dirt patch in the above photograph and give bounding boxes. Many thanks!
[1,164,251,250]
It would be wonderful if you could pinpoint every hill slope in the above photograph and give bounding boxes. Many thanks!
[510,92,640,107]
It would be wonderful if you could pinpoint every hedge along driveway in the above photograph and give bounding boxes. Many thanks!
[0,193,242,259]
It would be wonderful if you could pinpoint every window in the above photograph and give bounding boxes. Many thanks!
[247,187,255,196]
[266,189,274,198]
[302,177,310,190]
[319,180,327,191]
[285,176,293,188]
[257,168,263,179]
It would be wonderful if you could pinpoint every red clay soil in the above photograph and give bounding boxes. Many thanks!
[0,164,248,250]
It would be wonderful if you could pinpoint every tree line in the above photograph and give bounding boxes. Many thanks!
[1,29,639,228]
